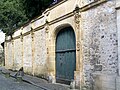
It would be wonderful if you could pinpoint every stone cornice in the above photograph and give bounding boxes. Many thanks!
[33,25,44,32]
[31,15,44,24]
[80,0,107,12]
[30,0,68,24]
[5,0,108,42]
[49,11,74,25]
[13,36,20,40]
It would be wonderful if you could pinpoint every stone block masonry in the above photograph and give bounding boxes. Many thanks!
[81,1,118,89]
[4,0,120,90]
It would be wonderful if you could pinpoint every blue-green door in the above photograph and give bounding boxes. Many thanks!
[56,27,76,84]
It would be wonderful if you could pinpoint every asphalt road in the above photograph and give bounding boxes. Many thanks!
[0,73,44,90]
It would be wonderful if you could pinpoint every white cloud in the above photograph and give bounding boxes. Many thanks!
[0,30,5,43]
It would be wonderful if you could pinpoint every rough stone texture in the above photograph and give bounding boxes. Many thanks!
[6,42,13,69]
[93,74,116,90]
[22,24,31,34]
[80,0,95,7]
[116,0,120,76]
[32,17,46,29]
[13,38,22,70]
[116,76,120,90]
[116,0,120,8]
[4,0,120,90]
[48,0,77,22]
[34,29,47,75]
[82,1,117,89]
[23,34,32,74]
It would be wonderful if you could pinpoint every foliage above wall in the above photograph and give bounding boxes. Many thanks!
[22,0,53,19]
[0,0,27,36]
[0,0,54,36]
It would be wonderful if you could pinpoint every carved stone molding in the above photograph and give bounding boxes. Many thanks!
[45,20,49,33]
[20,32,23,42]
[45,25,49,33]
[74,6,80,30]
[77,41,80,51]
[31,27,34,40]
[20,27,23,42]
[12,40,14,45]
[47,48,49,54]
[31,33,34,39]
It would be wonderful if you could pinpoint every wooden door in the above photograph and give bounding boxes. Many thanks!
[56,27,76,84]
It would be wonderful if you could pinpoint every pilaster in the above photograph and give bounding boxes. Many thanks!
[12,39,14,69]
[20,27,24,68]
[74,6,83,89]
[31,27,35,76]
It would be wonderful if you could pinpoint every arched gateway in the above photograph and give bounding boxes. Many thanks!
[56,26,76,84]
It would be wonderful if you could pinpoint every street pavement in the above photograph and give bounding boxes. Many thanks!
[0,72,44,90]
[0,67,72,90]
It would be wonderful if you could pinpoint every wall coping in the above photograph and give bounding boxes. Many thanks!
[5,0,108,41]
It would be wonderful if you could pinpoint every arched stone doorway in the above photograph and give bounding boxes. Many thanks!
[56,26,76,84]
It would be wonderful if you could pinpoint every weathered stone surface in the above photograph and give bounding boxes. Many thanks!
[116,76,120,90]
[116,1,120,76]
[94,65,102,71]
[23,34,32,74]
[82,1,117,89]
[34,29,47,75]
[6,42,13,69]
[4,0,120,90]
[93,74,116,90]
[80,0,95,7]
[13,38,22,70]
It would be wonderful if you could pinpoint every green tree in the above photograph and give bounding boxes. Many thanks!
[0,0,28,36]
[22,0,53,19]
[0,0,54,36]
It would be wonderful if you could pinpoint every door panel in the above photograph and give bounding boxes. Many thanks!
[56,27,76,84]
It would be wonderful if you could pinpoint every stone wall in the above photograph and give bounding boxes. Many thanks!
[34,29,47,75]
[4,0,120,90]
[116,1,120,90]
[6,42,13,69]
[23,34,33,73]
[0,45,4,66]
[81,1,117,89]
[13,38,22,70]
[80,0,95,7]
[5,30,47,76]
[116,0,120,76]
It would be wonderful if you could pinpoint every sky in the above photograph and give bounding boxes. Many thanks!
[0,30,5,43]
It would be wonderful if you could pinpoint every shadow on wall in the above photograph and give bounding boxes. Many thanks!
[1,42,4,49]
[0,42,4,66]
